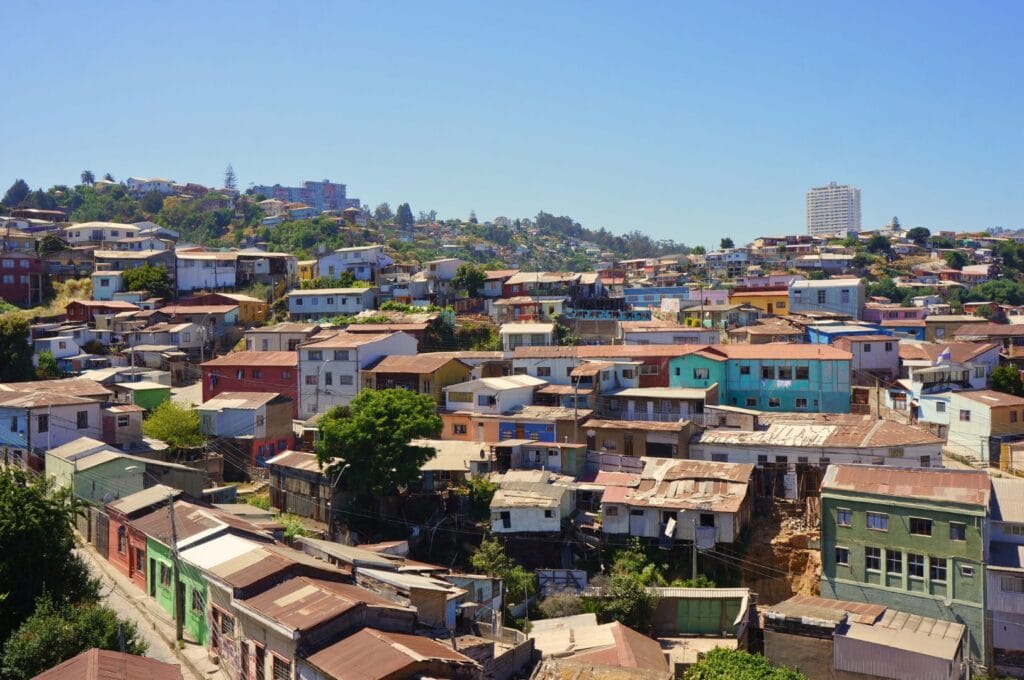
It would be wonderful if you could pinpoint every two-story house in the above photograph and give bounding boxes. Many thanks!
[316,244,392,282]
[789,278,865,319]
[286,287,377,321]
[443,375,547,415]
[820,465,990,663]
[127,322,206,358]
[945,390,1024,465]
[499,322,557,351]
[197,392,295,467]
[361,354,472,407]
[988,477,1024,670]
[201,352,299,416]
[244,322,321,352]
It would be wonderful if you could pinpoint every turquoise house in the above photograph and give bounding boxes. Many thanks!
[669,343,852,413]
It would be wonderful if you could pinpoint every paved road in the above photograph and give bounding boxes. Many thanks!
[77,547,203,680]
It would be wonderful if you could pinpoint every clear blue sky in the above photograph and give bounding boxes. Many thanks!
[2,1,1021,245]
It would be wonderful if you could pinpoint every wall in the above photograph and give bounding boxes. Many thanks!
[764,630,836,680]
[147,538,176,619]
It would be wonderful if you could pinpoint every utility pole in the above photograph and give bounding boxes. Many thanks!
[691,518,698,581]
[167,493,184,641]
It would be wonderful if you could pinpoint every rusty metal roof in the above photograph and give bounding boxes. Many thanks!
[238,576,406,632]
[601,458,754,512]
[304,628,479,680]
[32,648,182,680]
[698,413,943,449]
[822,464,991,506]
[763,594,885,625]
[898,341,999,363]
[202,351,297,367]
[954,389,1024,408]
[363,354,466,374]
[128,501,222,544]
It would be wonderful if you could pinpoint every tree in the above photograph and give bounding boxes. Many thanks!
[471,539,533,616]
[720,237,734,249]
[865,234,892,254]
[143,401,203,450]
[121,263,173,299]
[0,468,99,644]
[140,191,164,214]
[945,250,968,270]
[224,164,237,191]
[102,173,114,182]
[691,245,706,255]
[79,170,95,186]
[991,365,1024,397]
[0,315,35,383]
[683,647,806,680]
[374,202,393,222]
[2,179,30,208]
[35,350,60,379]
[891,216,901,230]
[316,389,442,497]
[396,202,414,229]
[469,210,478,224]
[907,226,930,246]
[1,597,147,680]
[36,233,68,256]
[452,263,486,297]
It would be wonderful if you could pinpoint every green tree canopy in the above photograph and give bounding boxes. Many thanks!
[121,263,173,299]
[140,190,165,214]
[1,597,147,680]
[35,350,60,379]
[374,202,393,222]
[0,468,99,643]
[396,202,415,228]
[453,263,486,297]
[79,170,95,186]
[720,237,734,249]
[143,400,203,449]
[0,315,35,383]
[944,250,968,270]
[224,164,238,191]
[36,233,69,256]
[470,539,533,615]
[683,647,807,680]
[906,226,930,246]
[316,388,442,497]
[865,234,892,254]
[991,365,1024,397]
[2,179,30,208]
[691,245,706,255]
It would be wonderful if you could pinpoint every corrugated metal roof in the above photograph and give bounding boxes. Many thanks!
[991,477,1024,522]
[202,351,296,367]
[763,594,885,625]
[822,464,990,506]
[32,648,182,680]
[265,450,323,473]
[305,628,478,680]
[239,576,405,631]
[698,413,943,448]
[364,354,465,374]
[107,485,180,516]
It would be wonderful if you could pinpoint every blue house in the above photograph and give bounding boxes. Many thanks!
[668,343,853,413]
[806,324,892,345]
[789,279,865,319]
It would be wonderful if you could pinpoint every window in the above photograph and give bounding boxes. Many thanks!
[866,512,888,531]
[605,506,618,516]
[795,366,809,380]
[1013,411,1019,423]
[768,397,781,408]
[930,557,947,582]
[477,395,496,407]
[841,289,850,304]
[837,508,852,527]
[975,366,985,379]
[950,522,966,541]
[448,391,472,403]
[907,553,925,578]
[711,453,729,462]
[324,372,333,385]
[334,350,349,360]
[295,297,304,306]
[863,343,872,353]
[191,589,204,615]
[281,370,291,380]
[307,350,322,360]
[936,402,946,413]
[256,415,265,427]
[261,339,270,351]
[339,375,354,385]
[761,366,775,380]
[236,369,245,380]
[777,366,792,380]
[817,290,827,304]
[795,398,808,409]
[305,375,318,385]
[835,546,850,565]
[272,655,291,680]
[76,411,89,429]
[326,297,334,305]
[757,454,768,464]
[453,424,467,435]
[544,509,554,518]
[909,517,933,536]
[37,414,48,433]
[865,547,881,571]
[252,369,262,379]
[745,397,758,407]
[699,513,715,527]
[739,365,750,375]
[536,366,551,377]
[160,563,172,587]
[117,415,130,427]
[693,368,709,380]
[117,526,127,554]
[639,365,659,375]
[877,551,900,577]
[959,409,970,422]
[885,342,893,351]
[1002,575,1024,593]
[135,548,146,575]
[961,566,975,578]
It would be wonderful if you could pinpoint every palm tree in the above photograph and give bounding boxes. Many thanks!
[80,170,95,186]
[102,173,115,182]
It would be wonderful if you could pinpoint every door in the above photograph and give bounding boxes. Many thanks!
[629,509,646,535]
[767,302,774,314]
[149,559,157,597]
[624,434,634,456]
[500,511,511,529]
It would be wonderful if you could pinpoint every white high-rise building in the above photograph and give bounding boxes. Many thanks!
[806,182,861,236]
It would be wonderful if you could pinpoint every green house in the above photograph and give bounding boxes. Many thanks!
[112,381,171,411]
[819,465,990,663]
[145,537,210,646]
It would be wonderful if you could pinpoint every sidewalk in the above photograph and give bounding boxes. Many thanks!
[76,535,223,680]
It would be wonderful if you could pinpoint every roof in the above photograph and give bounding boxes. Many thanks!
[512,345,705,359]
[505,271,580,286]
[925,314,986,323]
[199,392,282,410]
[498,322,556,334]
[129,501,225,544]
[584,419,689,432]
[954,323,1024,337]
[601,458,754,512]
[239,576,402,632]
[304,628,478,680]
[484,269,519,280]
[611,387,713,400]
[763,594,885,626]
[571,361,616,376]
[991,476,1024,523]
[298,331,396,350]
[444,374,547,392]
[696,413,943,449]
[701,343,853,361]
[791,278,863,288]
[0,390,100,408]
[822,464,991,507]
[416,439,486,472]
[899,341,996,364]
[840,608,964,661]
[248,322,319,334]
[492,485,565,509]
[953,389,1024,408]
[66,299,141,310]
[364,354,466,375]
[107,484,181,516]
[158,304,239,315]
[530,620,669,673]
[265,450,324,473]
[202,351,297,368]
[286,287,372,296]
[831,333,895,342]
[297,536,404,570]
[31,648,182,680]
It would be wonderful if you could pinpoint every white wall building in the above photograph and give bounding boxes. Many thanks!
[64,222,141,245]
[443,375,547,414]
[316,245,393,282]
[286,287,377,321]
[806,181,861,236]
[174,252,238,292]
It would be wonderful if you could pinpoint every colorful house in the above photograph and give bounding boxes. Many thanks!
[361,354,472,406]
[728,288,790,315]
[105,485,182,592]
[669,343,853,413]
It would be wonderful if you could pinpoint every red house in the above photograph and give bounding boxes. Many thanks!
[201,351,299,416]
[65,299,141,323]
[105,485,183,591]
[0,252,44,307]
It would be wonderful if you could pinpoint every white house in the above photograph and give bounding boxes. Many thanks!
[33,334,81,365]
[287,287,377,321]
[499,322,556,351]
[174,251,238,292]
[127,322,205,354]
[490,470,574,534]
[316,245,393,282]
[443,375,547,414]
[125,177,175,196]
[64,222,141,245]
[599,457,754,545]
[0,392,104,465]
[297,331,418,418]
[618,321,720,345]
[946,390,1024,464]
[789,278,865,319]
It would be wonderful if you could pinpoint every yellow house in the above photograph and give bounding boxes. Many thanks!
[216,293,269,324]
[298,260,318,282]
[361,354,473,406]
[729,289,790,315]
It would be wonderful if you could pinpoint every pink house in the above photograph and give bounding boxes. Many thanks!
[861,303,929,323]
